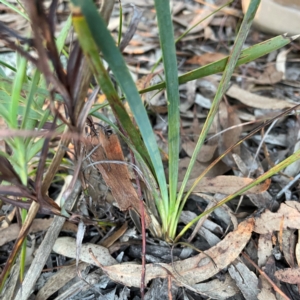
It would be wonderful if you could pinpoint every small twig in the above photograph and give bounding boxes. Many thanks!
[241,252,290,300]
[89,248,104,268]
[168,274,172,300]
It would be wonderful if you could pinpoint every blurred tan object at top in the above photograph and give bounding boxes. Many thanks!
[242,0,300,35]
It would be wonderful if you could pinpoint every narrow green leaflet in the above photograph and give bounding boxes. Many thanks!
[21,69,41,131]
[154,0,180,233]
[56,14,72,54]
[10,55,27,129]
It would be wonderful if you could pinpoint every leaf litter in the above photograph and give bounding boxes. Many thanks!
[1,0,300,299]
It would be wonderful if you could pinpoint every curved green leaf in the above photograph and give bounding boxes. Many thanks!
[154,0,180,232]
[140,34,298,95]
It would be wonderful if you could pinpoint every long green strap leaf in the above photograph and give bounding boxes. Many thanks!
[154,0,180,230]
[56,14,72,54]
[71,13,148,165]
[140,34,297,95]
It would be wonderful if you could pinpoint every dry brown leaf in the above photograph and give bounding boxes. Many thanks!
[275,268,300,284]
[203,26,217,41]
[172,15,189,27]
[177,157,230,182]
[188,6,214,34]
[35,262,88,300]
[123,44,157,55]
[135,73,156,92]
[53,237,117,266]
[186,52,226,65]
[99,218,254,288]
[182,140,217,163]
[226,84,296,109]
[254,201,300,234]
[282,229,296,268]
[181,176,270,195]
[257,233,273,267]
[218,102,242,167]
[0,219,77,246]
[255,64,283,85]
[84,130,147,219]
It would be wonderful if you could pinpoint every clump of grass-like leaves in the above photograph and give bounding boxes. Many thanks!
[71,0,299,242]
[0,0,299,293]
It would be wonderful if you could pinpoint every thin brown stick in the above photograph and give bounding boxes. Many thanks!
[168,275,172,300]
[241,252,290,300]
[89,248,103,268]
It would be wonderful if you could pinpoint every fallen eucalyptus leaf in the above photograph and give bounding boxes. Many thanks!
[99,218,254,288]
[254,201,300,234]
[52,237,117,266]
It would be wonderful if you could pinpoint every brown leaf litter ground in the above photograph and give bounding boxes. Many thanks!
[1,0,300,299]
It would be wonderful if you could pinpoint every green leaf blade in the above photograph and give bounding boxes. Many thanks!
[154,0,180,235]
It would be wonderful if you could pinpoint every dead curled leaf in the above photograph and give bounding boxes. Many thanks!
[275,268,300,284]
[182,140,217,163]
[180,176,270,195]
[186,52,227,65]
[52,237,117,266]
[84,130,151,225]
[226,84,296,109]
[99,218,254,288]
[254,201,300,234]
